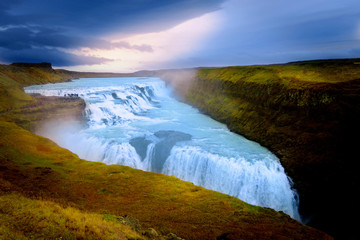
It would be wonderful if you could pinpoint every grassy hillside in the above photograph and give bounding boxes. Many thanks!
[0,63,76,112]
[0,193,147,240]
[0,63,332,239]
[172,59,360,239]
[0,62,131,112]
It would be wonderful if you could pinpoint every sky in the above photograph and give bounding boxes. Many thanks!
[0,0,359,72]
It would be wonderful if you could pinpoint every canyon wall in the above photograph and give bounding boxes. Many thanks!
[165,60,360,239]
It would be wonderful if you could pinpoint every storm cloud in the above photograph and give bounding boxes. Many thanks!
[0,0,224,66]
[0,0,359,70]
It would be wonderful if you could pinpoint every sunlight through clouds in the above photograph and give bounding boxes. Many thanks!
[66,12,221,72]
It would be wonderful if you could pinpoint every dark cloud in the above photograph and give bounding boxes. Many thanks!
[0,47,111,66]
[0,25,153,52]
[7,0,225,34]
[0,0,224,66]
[0,27,33,50]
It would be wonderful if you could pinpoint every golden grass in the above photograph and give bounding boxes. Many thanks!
[0,193,142,240]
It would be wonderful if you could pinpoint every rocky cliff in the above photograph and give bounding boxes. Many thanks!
[166,59,360,239]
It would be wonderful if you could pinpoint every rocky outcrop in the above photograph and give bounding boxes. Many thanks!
[164,59,360,239]
[152,131,191,172]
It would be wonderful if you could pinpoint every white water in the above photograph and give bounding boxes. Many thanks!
[25,77,301,221]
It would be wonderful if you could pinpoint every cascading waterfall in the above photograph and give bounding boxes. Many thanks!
[25,77,301,221]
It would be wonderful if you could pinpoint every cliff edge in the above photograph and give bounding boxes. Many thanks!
[166,59,360,239]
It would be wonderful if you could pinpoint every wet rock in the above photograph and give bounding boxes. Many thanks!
[152,130,191,172]
[130,137,152,161]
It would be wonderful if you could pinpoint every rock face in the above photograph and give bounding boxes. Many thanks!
[164,59,360,239]
[152,130,191,172]
[129,131,192,172]
[130,137,152,161]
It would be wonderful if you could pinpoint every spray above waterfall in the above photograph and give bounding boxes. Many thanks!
[25,77,301,221]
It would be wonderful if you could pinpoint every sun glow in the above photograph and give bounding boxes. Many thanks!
[65,12,221,72]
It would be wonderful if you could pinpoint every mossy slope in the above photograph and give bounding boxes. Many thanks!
[174,59,360,239]
[0,63,76,112]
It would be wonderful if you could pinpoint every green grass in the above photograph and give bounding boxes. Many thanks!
[198,59,360,87]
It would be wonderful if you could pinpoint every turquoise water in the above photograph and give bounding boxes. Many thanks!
[25,77,300,220]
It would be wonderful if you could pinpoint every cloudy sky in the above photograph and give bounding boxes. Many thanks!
[0,0,359,72]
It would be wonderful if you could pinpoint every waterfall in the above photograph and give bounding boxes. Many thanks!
[25,77,301,221]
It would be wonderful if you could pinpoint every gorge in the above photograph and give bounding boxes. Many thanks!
[24,77,301,221]
[2,60,358,239]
